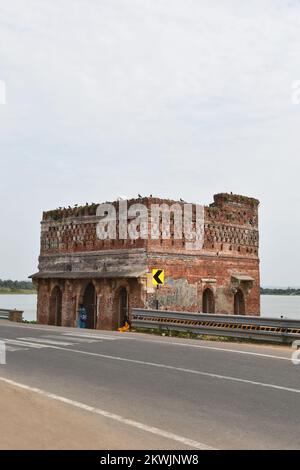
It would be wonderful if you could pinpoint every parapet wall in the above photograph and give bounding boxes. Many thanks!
[40,193,259,258]
[204,193,259,255]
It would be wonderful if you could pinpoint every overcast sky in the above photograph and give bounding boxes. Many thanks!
[0,0,300,286]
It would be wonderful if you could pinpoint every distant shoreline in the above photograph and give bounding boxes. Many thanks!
[261,293,300,296]
[261,288,300,296]
[0,289,36,295]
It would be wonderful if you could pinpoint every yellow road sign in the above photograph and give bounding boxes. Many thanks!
[152,269,164,285]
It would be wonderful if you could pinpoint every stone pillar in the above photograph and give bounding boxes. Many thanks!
[99,279,115,330]
[62,280,74,326]
[94,280,102,330]
[36,280,51,324]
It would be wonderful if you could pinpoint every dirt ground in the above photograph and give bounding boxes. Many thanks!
[0,381,179,450]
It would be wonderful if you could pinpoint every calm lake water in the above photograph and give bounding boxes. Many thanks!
[0,294,37,321]
[1,294,300,322]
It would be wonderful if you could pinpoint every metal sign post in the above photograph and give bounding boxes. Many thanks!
[152,269,164,310]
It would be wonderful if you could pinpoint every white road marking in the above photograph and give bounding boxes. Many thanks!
[43,335,98,344]
[62,333,116,341]
[4,336,298,395]
[17,337,74,347]
[0,376,214,450]
[43,331,294,361]
[6,346,27,352]
[131,340,292,362]
[2,339,47,349]
[39,344,300,395]
[1,322,293,361]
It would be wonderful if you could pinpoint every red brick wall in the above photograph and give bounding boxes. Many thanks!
[35,277,144,330]
[147,254,260,315]
[35,193,260,325]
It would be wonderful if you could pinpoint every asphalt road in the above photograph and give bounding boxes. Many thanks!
[0,320,299,450]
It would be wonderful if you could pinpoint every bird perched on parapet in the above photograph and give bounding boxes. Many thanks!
[86,202,89,206]
[74,204,78,207]
[150,194,152,197]
[68,206,71,209]
[180,198,185,202]
[138,194,142,198]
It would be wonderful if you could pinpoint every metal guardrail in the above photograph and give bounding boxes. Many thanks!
[0,309,10,320]
[131,309,300,344]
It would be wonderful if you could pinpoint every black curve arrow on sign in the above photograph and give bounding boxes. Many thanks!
[153,270,163,284]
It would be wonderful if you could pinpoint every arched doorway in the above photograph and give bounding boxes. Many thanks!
[83,283,96,329]
[202,288,215,313]
[234,289,245,315]
[119,287,128,328]
[49,286,62,326]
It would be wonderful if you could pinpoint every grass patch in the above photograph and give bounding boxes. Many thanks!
[131,327,198,340]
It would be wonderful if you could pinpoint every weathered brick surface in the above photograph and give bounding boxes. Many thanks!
[147,254,260,315]
[32,193,260,329]
[8,310,23,322]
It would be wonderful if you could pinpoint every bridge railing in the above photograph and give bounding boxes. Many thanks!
[131,308,300,344]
